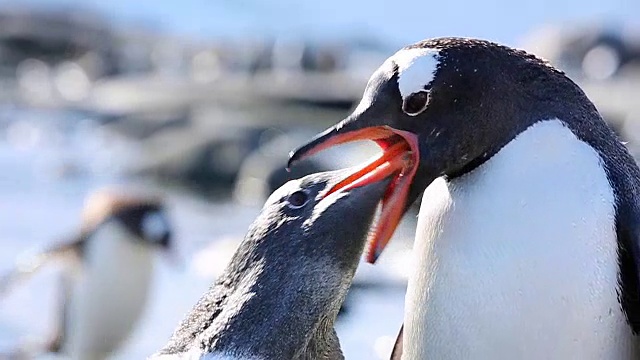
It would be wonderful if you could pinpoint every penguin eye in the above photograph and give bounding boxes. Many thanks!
[402,91,430,116]
[287,190,309,209]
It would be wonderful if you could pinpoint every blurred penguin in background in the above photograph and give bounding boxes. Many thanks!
[1,187,174,360]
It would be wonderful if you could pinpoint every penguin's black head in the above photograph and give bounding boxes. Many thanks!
[112,203,173,249]
[81,189,173,250]
[289,37,587,263]
[237,168,390,276]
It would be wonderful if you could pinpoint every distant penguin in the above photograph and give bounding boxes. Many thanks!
[1,187,174,360]
[151,168,394,359]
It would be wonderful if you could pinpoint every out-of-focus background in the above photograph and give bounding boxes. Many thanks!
[0,0,638,359]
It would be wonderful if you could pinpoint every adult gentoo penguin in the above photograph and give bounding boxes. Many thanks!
[151,169,394,360]
[288,37,640,358]
[1,187,173,360]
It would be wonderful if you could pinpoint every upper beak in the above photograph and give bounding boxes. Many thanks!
[288,117,398,168]
[288,114,420,263]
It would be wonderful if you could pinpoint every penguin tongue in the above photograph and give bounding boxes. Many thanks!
[320,129,419,263]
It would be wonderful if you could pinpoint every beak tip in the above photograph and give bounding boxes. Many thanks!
[366,247,381,264]
[287,150,300,171]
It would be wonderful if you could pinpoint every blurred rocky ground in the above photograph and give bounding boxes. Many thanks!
[0,4,392,199]
[2,7,637,206]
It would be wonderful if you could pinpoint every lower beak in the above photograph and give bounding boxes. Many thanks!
[288,125,419,263]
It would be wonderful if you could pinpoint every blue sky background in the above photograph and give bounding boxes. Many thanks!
[3,0,639,46]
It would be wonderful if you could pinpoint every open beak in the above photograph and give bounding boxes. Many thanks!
[288,122,419,263]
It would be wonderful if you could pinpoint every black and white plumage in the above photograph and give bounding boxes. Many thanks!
[151,169,391,360]
[1,187,173,360]
[288,37,640,359]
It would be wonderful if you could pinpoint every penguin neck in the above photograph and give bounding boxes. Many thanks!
[170,244,349,359]
[209,254,347,359]
[82,221,155,279]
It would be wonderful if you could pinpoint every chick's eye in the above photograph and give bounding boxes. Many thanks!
[402,91,430,116]
[287,190,309,209]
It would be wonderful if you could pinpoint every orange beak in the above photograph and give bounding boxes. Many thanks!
[288,125,419,263]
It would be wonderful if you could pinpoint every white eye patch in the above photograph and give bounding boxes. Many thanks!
[142,211,170,241]
[392,48,441,99]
